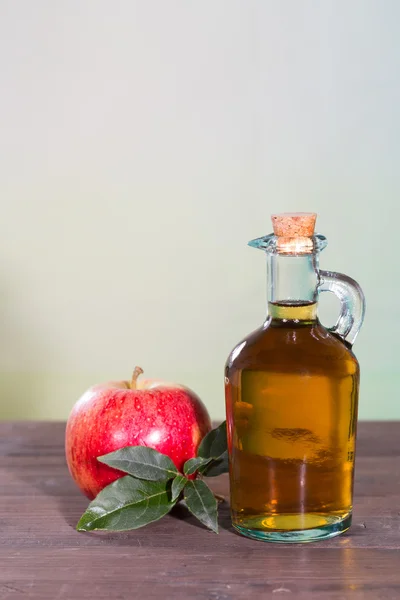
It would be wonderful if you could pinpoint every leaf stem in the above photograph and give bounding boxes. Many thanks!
[213,493,225,504]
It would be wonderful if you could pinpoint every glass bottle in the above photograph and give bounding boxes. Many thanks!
[224,213,365,542]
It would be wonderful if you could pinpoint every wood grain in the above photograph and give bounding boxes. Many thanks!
[1,421,400,599]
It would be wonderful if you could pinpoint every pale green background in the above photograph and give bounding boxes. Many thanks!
[0,1,398,421]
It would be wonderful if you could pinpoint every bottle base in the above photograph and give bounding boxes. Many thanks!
[233,512,352,543]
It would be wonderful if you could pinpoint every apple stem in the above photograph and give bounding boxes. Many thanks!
[130,366,144,389]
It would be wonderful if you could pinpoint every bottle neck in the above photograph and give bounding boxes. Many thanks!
[266,253,319,322]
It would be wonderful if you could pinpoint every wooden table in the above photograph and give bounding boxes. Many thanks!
[1,422,400,599]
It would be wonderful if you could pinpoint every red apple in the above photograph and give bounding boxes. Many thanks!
[65,367,212,499]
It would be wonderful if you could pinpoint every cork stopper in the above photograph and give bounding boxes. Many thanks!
[271,212,316,237]
[271,212,316,253]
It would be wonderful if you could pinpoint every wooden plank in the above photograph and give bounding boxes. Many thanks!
[1,422,400,599]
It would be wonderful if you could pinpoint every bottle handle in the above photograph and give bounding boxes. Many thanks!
[318,270,366,347]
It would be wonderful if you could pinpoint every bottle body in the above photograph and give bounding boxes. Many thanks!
[225,302,359,542]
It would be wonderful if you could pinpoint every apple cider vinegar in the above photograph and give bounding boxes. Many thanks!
[225,214,365,542]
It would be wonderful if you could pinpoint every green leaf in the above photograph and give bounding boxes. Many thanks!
[197,421,227,460]
[184,479,218,533]
[201,450,229,477]
[98,446,179,482]
[171,474,187,502]
[196,421,229,477]
[183,456,213,476]
[77,475,177,532]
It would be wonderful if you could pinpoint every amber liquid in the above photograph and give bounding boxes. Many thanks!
[225,302,359,539]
